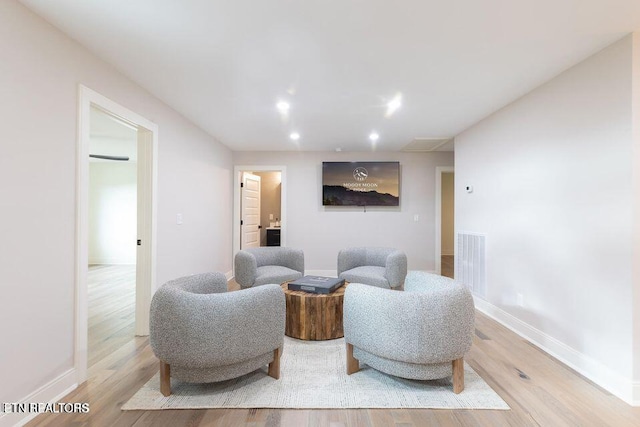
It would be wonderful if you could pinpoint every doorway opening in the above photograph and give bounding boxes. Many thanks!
[233,166,287,272]
[87,106,138,367]
[76,86,158,383]
[435,167,455,277]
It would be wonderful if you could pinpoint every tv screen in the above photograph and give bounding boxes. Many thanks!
[322,161,400,206]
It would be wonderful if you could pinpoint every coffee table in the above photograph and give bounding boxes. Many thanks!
[281,281,348,341]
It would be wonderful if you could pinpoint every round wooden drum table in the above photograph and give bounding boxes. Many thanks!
[281,282,348,340]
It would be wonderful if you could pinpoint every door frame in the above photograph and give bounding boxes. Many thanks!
[233,165,287,275]
[435,166,455,275]
[76,85,158,383]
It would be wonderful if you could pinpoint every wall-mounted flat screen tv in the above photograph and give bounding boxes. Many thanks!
[322,161,400,206]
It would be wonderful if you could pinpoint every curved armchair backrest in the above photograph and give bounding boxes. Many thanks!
[364,247,396,267]
[235,247,305,288]
[338,247,395,273]
[234,250,258,287]
[344,281,474,364]
[338,247,407,287]
[245,247,304,271]
[404,270,458,293]
[158,272,228,295]
[150,275,285,369]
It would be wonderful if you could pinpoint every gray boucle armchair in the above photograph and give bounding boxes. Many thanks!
[337,247,407,289]
[344,271,474,393]
[235,247,304,289]
[150,272,285,396]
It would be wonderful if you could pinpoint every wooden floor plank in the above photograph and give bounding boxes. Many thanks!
[26,264,640,427]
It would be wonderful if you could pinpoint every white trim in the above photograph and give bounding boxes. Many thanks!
[474,296,639,406]
[88,258,136,265]
[0,369,77,427]
[633,382,640,406]
[305,270,338,277]
[225,270,233,281]
[76,85,158,384]
[303,269,437,278]
[435,166,454,275]
[233,165,287,275]
[631,31,640,407]
[134,127,157,337]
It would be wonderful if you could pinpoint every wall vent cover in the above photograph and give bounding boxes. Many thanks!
[456,232,486,298]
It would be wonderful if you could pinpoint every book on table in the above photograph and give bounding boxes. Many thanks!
[288,276,345,294]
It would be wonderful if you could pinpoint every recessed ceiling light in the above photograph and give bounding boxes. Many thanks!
[289,132,300,141]
[369,132,380,142]
[276,101,290,112]
[386,94,402,117]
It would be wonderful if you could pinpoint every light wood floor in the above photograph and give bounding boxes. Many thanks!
[86,264,137,367]
[28,265,640,427]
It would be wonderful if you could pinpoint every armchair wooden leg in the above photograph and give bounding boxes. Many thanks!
[346,343,360,375]
[159,360,171,397]
[452,358,464,394]
[268,347,282,379]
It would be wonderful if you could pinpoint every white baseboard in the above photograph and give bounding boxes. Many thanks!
[473,296,638,406]
[0,369,77,427]
[303,269,436,278]
[88,258,136,265]
[225,270,233,281]
[305,270,338,277]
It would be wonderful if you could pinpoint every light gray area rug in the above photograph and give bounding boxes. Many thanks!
[123,338,509,410]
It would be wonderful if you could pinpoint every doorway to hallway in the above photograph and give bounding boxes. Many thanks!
[233,166,287,275]
[435,167,455,277]
[87,105,139,366]
[76,85,158,383]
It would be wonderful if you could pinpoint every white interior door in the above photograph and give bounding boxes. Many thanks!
[241,172,261,248]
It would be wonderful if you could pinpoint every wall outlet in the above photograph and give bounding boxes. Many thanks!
[517,293,524,307]
[177,213,183,225]
[269,213,274,220]
[414,214,419,222]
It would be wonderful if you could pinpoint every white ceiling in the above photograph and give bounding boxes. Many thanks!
[21,0,640,152]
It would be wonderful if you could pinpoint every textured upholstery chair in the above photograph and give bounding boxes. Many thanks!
[337,247,407,289]
[235,247,304,289]
[343,271,474,393]
[149,272,285,396]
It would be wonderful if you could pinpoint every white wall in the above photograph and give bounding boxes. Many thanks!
[455,35,636,401]
[233,151,454,272]
[89,162,137,264]
[0,0,232,413]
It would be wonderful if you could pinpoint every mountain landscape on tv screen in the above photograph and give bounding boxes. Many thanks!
[322,185,399,206]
